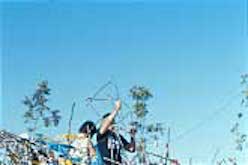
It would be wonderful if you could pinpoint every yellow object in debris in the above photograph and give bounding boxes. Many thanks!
[65,159,73,165]
[61,134,78,140]
[32,160,40,165]
[58,158,73,165]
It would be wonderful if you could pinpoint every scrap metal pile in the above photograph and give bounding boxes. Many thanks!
[0,130,75,165]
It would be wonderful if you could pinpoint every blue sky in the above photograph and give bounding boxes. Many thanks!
[1,0,248,164]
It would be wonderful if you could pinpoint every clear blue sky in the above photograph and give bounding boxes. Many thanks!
[1,0,248,164]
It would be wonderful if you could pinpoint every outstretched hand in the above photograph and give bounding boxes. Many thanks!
[115,100,122,112]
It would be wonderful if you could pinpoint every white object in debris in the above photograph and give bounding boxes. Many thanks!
[19,133,29,139]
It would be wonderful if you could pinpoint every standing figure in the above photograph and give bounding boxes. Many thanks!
[97,100,136,165]
[69,121,98,165]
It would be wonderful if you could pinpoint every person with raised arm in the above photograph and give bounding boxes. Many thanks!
[97,100,136,165]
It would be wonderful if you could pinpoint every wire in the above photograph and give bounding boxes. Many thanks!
[171,89,241,142]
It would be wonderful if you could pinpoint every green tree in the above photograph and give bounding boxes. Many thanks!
[22,80,61,135]
[130,86,153,118]
[130,86,153,164]
[230,74,248,152]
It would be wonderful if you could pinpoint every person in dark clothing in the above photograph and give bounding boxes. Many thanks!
[97,100,136,165]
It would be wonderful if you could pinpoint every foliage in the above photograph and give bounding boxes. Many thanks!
[146,123,164,135]
[130,86,152,119]
[129,86,166,164]
[230,74,248,152]
[23,80,61,134]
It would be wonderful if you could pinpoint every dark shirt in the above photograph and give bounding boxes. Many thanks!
[97,130,130,164]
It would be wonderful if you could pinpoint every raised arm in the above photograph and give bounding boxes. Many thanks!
[99,100,121,135]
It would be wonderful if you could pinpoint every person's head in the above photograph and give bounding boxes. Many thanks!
[79,120,96,138]
[102,113,116,131]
